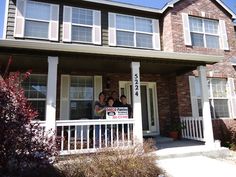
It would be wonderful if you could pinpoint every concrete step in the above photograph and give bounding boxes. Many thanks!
[155,145,230,160]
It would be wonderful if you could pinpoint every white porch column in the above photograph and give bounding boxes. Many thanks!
[198,66,214,146]
[131,62,143,144]
[45,56,58,132]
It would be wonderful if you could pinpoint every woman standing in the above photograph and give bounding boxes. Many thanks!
[93,92,106,147]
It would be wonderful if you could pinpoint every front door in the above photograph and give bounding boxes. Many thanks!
[119,81,160,136]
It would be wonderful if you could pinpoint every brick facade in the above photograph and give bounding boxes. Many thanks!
[162,0,236,141]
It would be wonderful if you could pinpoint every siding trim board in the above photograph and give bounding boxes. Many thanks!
[3,0,9,39]
[0,39,223,63]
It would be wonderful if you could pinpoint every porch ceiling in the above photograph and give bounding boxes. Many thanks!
[0,53,199,75]
[0,39,223,75]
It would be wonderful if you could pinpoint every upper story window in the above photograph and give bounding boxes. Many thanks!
[182,13,229,50]
[189,17,219,49]
[108,13,160,50]
[63,6,101,45]
[14,0,59,41]
[25,1,51,39]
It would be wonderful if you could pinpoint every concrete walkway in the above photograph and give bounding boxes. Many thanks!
[158,155,236,177]
[154,137,236,177]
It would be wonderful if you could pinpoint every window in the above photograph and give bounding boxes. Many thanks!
[115,14,153,48]
[189,16,220,49]
[63,6,101,44]
[21,75,47,121]
[24,1,51,39]
[195,78,229,118]
[71,7,93,42]
[69,76,93,120]
[14,0,59,40]
[109,13,160,49]
[209,78,229,118]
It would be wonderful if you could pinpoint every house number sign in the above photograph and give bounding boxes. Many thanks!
[134,73,140,97]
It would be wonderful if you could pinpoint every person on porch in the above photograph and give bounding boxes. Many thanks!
[119,95,133,118]
[106,96,114,144]
[119,95,133,134]
[94,92,106,146]
[111,90,121,107]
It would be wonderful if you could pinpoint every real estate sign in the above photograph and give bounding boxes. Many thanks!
[106,107,128,119]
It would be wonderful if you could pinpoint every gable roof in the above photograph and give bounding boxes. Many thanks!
[162,0,236,19]
[83,0,236,19]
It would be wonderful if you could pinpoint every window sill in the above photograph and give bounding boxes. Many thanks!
[188,45,221,50]
[112,45,156,51]
[15,36,52,42]
[64,40,101,46]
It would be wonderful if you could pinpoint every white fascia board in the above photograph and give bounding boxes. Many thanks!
[2,0,9,39]
[215,0,236,19]
[161,0,179,13]
[82,0,162,13]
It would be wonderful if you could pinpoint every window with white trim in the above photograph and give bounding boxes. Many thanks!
[182,13,229,50]
[189,16,220,49]
[69,76,93,120]
[209,78,229,118]
[109,13,160,50]
[195,78,229,118]
[116,14,153,48]
[21,74,47,121]
[14,0,59,41]
[25,1,51,39]
[63,6,101,44]
[71,7,93,42]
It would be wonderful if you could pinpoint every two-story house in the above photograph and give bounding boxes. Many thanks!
[0,0,236,154]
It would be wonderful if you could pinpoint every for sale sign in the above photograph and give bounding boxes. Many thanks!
[106,107,128,119]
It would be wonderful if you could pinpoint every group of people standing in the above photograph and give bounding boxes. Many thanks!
[93,91,133,145]
[94,91,133,120]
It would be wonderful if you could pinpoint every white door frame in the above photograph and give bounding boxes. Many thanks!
[119,81,160,135]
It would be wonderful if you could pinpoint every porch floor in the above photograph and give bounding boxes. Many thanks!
[153,136,229,160]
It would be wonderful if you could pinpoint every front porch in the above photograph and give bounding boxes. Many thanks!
[0,40,223,155]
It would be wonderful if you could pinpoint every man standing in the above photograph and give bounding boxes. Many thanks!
[120,95,133,118]
[111,91,121,107]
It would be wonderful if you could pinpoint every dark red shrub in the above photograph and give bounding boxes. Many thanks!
[0,72,58,176]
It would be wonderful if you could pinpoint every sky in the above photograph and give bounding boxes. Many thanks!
[0,0,235,38]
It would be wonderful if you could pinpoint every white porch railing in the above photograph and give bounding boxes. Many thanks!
[180,117,204,141]
[36,119,135,155]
